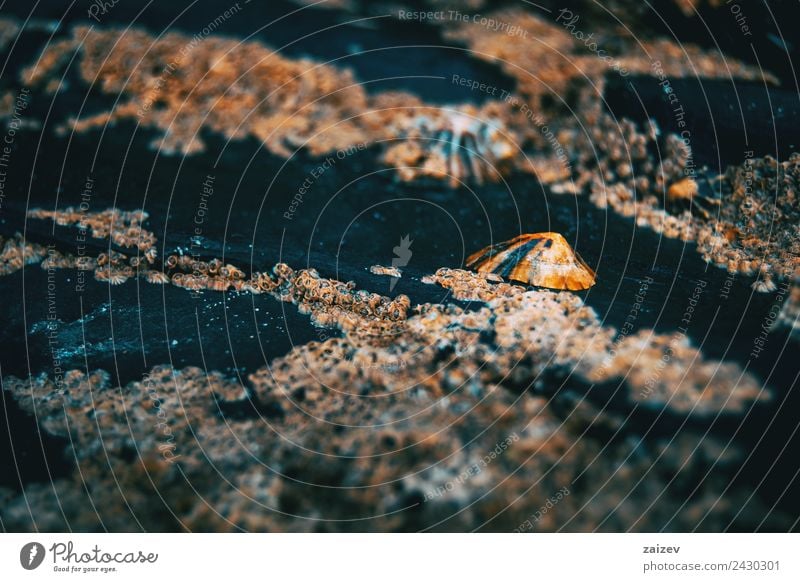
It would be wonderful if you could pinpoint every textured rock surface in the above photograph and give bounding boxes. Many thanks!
[0,0,797,532]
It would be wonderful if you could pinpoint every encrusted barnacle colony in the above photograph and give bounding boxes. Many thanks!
[466,232,596,291]
[27,207,157,253]
[384,109,516,187]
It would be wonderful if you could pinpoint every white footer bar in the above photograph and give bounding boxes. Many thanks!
[1,533,797,581]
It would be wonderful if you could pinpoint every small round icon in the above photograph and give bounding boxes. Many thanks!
[20,542,46,570]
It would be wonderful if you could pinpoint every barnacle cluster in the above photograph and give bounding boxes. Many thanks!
[617,39,778,84]
[382,104,519,186]
[25,208,160,286]
[11,207,414,335]
[1,267,779,531]
[441,8,774,116]
[422,268,763,415]
[28,207,157,253]
[695,154,800,291]
[0,233,49,276]
[552,112,800,291]
[441,8,588,111]
[588,330,767,414]
[21,24,529,187]
[0,362,764,532]
[39,249,97,272]
[422,267,520,302]
[552,112,692,203]
[545,111,711,240]
[18,12,778,194]
[24,26,372,157]
[163,254,246,293]
[37,246,160,287]
[421,7,776,192]
[6,214,770,418]
[370,264,402,278]
[93,251,139,285]
[159,257,411,335]
[270,264,411,338]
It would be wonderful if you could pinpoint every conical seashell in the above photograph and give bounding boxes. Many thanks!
[466,232,596,291]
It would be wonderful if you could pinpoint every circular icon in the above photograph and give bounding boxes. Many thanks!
[19,542,46,570]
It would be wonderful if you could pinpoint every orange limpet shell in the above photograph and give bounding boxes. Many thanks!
[466,232,596,291]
